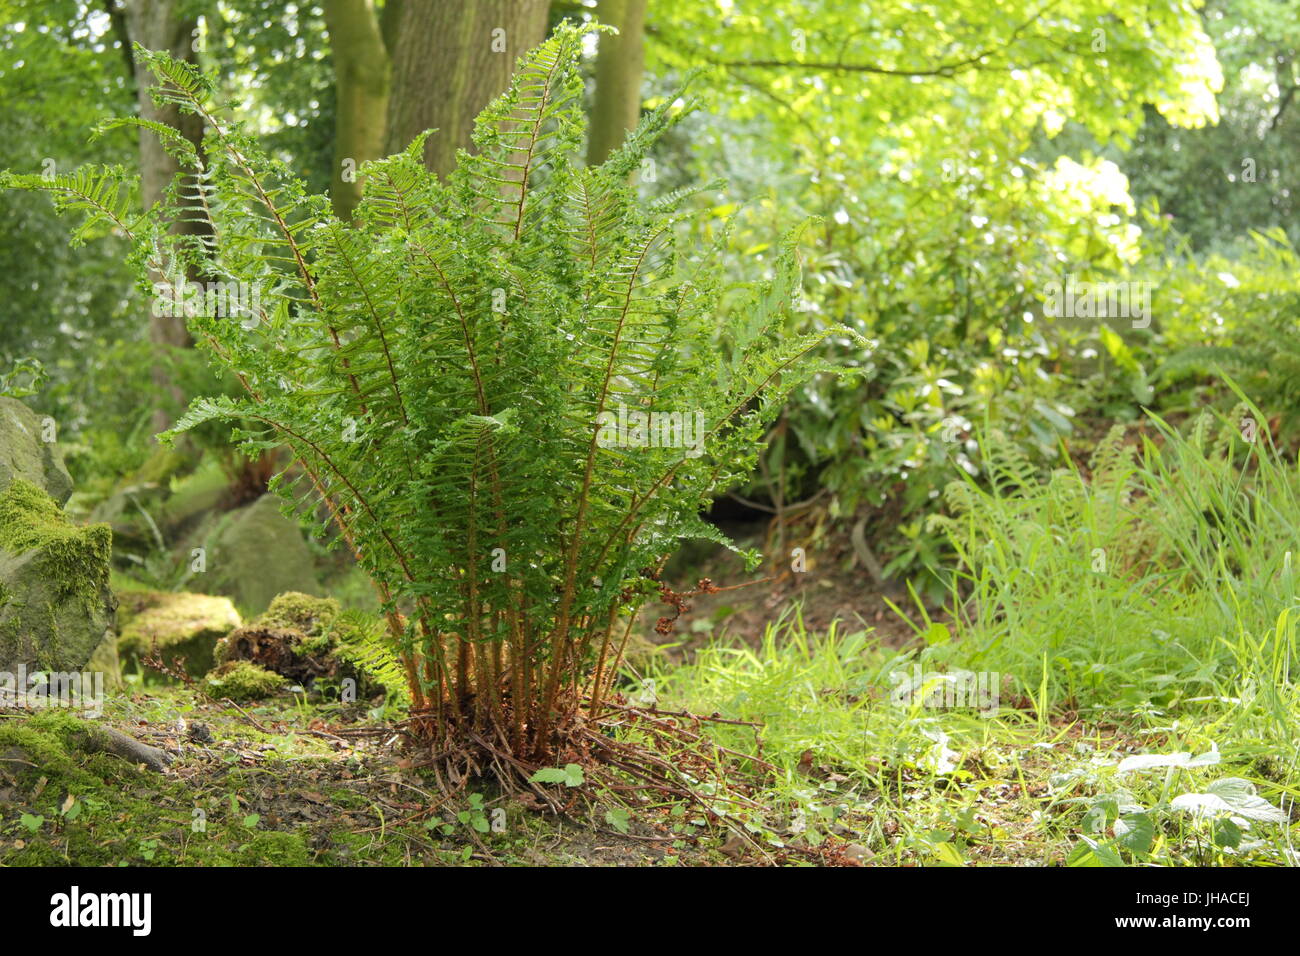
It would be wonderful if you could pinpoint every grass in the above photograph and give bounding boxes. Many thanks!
[649,397,1299,865]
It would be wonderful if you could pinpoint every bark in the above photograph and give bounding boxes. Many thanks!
[587,0,647,165]
[122,0,208,432]
[323,0,390,219]
[384,0,552,178]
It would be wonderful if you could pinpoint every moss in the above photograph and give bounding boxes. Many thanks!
[258,591,341,635]
[117,590,241,678]
[0,478,111,612]
[205,660,287,701]
[0,715,78,776]
[0,712,304,867]
[237,830,312,866]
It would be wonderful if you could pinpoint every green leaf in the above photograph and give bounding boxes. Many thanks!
[1112,812,1153,855]
[529,767,568,784]
[1204,777,1289,823]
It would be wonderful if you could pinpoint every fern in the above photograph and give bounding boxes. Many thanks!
[6,23,862,762]
[331,610,412,707]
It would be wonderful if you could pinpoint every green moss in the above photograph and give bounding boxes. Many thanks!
[258,591,341,635]
[0,712,310,867]
[117,590,241,678]
[237,830,312,866]
[0,478,111,611]
[0,715,77,776]
[205,660,287,701]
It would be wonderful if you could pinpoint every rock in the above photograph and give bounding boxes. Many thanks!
[212,591,402,700]
[0,397,73,506]
[116,590,242,678]
[0,479,115,672]
[206,494,321,616]
[86,630,123,691]
[843,843,874,865]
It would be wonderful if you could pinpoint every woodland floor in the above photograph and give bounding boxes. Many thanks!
[1,526,1293,867]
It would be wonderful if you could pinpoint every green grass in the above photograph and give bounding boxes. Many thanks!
[652,397,1299,865]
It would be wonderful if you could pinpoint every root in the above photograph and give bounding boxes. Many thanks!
[397,696,773,828]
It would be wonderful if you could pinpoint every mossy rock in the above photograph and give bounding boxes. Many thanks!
[204,660,287,701]
[117,590,242,678]
[206,494,321,617]
[158,456,230,532]
[0,479,115,672]
[213,592,398,700]
[213,592,342,683]
[0,397,73,506]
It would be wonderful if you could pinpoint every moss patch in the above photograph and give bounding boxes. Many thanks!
[0,478,111,612]
[205,660,287,701]
[213,592,402,701]
[0,479,114,671]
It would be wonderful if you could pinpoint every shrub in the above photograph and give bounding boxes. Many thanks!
[4,24,856,768]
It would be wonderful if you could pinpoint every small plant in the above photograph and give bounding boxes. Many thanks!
[4,23,855,782]
[1066,745,1290,865]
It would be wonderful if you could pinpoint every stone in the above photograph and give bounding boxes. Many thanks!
[0,398,73,506]
[116,590,242,678]
[0,480,115,673]
[206,494,321,616]
[86,630,123,691]
[211,591,402,700]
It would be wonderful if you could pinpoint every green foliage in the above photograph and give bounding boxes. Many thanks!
[1066,747,1288,865]
[1121,0,1300,252]
[9,23,856,757]
[330,608,411,706]
[0,358,46,399]
[1157,228,1300,430]
[932,395,1300,725]
[644,0,1225,586]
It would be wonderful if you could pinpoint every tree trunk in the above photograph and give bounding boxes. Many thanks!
[587,0,647,165]
[122,0,206,432]
[384,0,551,178]
[323,0,390,220]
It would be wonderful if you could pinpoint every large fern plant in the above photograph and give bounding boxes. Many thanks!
[4,24,857,763]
